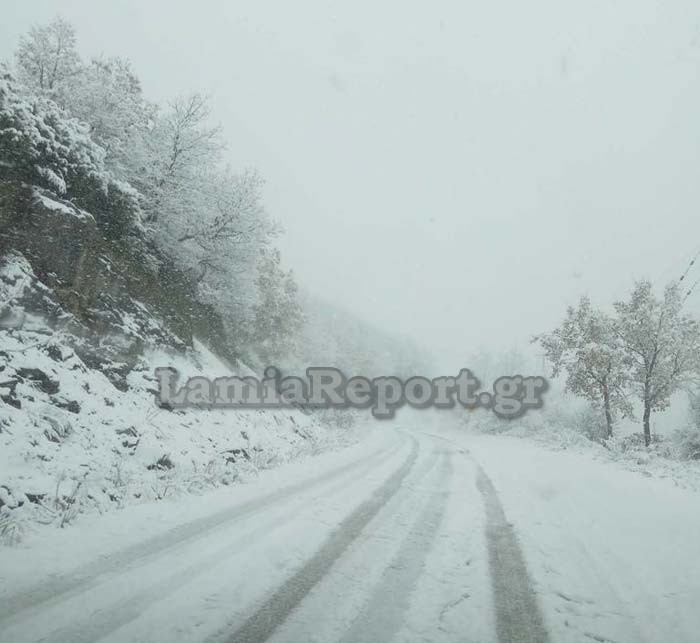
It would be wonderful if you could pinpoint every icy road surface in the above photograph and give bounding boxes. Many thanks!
[1,416,700,643]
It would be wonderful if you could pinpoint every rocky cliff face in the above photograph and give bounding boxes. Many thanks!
[0,182,188,390]
[0,193,344,545]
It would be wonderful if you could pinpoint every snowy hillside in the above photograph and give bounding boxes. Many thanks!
[0,252,358,544]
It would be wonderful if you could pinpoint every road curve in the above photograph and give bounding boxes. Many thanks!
[0,425,551,643]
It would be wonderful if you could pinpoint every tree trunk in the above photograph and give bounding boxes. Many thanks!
[602,384,613,439]
[643,402,652,447]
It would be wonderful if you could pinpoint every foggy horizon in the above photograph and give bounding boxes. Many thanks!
[4,0,699,372]
[4,5,700,643]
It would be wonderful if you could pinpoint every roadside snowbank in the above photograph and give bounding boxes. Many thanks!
[458,430,700,643]
[465,400,700,492]
[0,258,363,544]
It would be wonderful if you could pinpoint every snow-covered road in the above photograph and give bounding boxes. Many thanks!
[1,415,699,643]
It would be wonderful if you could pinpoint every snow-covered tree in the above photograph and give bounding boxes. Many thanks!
[673,390,700,460]
[66,56,154,178]
[246,247,304,364]
[535,296,631,439]
[0,64,144,241]
[172,168,271,274]
[4,17,428,377]
[294,293,429,378]
[0,65,106,197]
[129,93,275,333]
[139,93,224,223]
[14,17,81,105]
[614,281,700,446]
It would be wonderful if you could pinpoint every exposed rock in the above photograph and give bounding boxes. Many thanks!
[42,415,73,443]
[147,454,175,471]
[16,368,59,394]
[222,448,250,463]
[51,397,81,414]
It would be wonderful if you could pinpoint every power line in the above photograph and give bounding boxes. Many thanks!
[679,248,700,283]
[683,277,700,303]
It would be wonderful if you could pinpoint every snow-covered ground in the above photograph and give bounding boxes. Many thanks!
[2,410,699,642]
[0,425,494,643]
[468,398,700,493]
[0,254,359,544]
[445,421,700,643]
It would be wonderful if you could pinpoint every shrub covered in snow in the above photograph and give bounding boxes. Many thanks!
[0,65,106,196]
[671,392,700,460]
[0,316,359,543]
[673,427,700,461]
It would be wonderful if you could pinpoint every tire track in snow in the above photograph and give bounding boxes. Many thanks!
[219,435,420,643]
[475,465,550,643]
[0,433,407,626]
[421,430,551,643]
[4,441,411,643]
[336,447,453,643]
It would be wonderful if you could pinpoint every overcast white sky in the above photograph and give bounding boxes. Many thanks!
[3,0,700,371]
